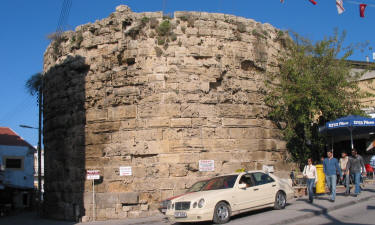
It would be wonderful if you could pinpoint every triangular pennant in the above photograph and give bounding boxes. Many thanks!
[280,0,284,3]
[309,0,317,5]
[336,0,345,14]
[360,4,367,18]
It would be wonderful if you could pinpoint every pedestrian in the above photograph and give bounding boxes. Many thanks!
[370,154,375,169]
[323,150,342,202]
[320,156,325,164]
[339,152,350,196]
[303,158,318,203]
[346,148,366,197]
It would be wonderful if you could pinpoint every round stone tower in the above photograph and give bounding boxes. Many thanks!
[42,5,291,221]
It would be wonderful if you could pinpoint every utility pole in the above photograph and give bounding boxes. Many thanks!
[38,86,42,211]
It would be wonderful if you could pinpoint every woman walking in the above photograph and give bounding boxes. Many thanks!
[303,158,318,203]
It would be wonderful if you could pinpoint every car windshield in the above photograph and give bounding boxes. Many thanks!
[187,180,209,192]
[201,175,238,191]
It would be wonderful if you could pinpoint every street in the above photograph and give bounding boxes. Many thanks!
[1,185,375,225]
[289,197,375,225]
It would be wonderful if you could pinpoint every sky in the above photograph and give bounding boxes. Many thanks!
[0,0,374,147]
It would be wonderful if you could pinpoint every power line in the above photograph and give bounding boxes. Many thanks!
[56,0,73,37]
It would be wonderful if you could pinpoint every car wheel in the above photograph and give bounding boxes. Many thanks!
[274,191,286,210]
[213,201,231,224]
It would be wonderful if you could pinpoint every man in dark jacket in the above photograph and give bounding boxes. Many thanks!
[346,148,366,197]
[323,150,342,202]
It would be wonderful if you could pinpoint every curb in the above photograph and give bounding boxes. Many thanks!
[117,216,166,225]
[271,193,375,225]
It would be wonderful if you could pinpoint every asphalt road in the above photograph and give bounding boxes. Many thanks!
[289,198,375,225]
[1,184,375,225]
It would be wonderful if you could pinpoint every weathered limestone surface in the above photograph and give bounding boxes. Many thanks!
[43,5,292,221]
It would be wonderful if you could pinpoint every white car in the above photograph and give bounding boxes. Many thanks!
[166,170,294,224]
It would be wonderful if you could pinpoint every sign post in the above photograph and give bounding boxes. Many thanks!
[86,170,100,221]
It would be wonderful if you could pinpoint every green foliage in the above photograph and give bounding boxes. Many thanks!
[157,20,171,36]
[179,15,189,21]
[265,30,366,166]
[157,37,165,45]
[141,16,150,25]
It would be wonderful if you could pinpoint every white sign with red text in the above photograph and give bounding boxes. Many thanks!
[87,170,100,180]
[199,160,215,172]
[119,166,132,176]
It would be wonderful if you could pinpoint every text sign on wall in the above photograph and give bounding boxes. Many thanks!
[119,166,132,176]
[262,165,274,173]
[199,160,215,172]
[87,170,100,180]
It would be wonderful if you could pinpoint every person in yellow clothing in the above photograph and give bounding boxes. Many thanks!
[303,158,318,203]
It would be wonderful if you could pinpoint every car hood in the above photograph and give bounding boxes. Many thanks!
[172,189,232,202]
[166,192,193,201]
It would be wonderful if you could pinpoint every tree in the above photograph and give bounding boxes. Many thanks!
[265,30,367,166]
[25,72,43,97]
[25,72,43,205]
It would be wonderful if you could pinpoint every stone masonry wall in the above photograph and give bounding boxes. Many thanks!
[43,5,292,221]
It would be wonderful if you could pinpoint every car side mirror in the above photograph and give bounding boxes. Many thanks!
[238,183,247,189]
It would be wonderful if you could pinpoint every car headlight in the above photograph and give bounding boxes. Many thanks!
[193,202,197,208]
[198,198,205,208]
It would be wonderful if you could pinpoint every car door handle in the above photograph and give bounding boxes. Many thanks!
[254,188,259,191]
[272,184,276,187]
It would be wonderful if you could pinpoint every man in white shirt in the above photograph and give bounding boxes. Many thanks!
[303,158,318,203]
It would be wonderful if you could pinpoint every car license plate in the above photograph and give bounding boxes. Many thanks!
[174,211,187,218]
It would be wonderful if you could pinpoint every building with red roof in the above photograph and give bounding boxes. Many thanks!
[0,127,35,208]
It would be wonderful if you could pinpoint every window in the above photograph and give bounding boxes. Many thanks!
[239,174,255,187]
[3,157,24,170]
[252,172,274,186]
[202,175,238,191]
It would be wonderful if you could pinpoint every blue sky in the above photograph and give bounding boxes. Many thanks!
[0,0,374,146]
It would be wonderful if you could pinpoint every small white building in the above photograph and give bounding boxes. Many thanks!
[0,127,35,208]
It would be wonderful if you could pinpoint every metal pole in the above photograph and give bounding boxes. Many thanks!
[350,128,354,150]
[38,87,42,213]
[92,180,95,221]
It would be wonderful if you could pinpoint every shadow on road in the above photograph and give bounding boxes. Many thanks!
[0,211,77,225]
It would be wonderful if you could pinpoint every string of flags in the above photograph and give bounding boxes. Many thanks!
[280,0,375,17]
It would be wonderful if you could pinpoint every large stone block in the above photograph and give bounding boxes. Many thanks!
[170,118,192,128]
[118,192,139,204]
[96,193,118,208]
[108,105,137,120]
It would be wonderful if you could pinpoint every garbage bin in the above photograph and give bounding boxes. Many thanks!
[316,164,325,194]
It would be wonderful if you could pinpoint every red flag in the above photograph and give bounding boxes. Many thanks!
[280,0,284,3]
[309,0,317,5]
[360,4,367,18]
